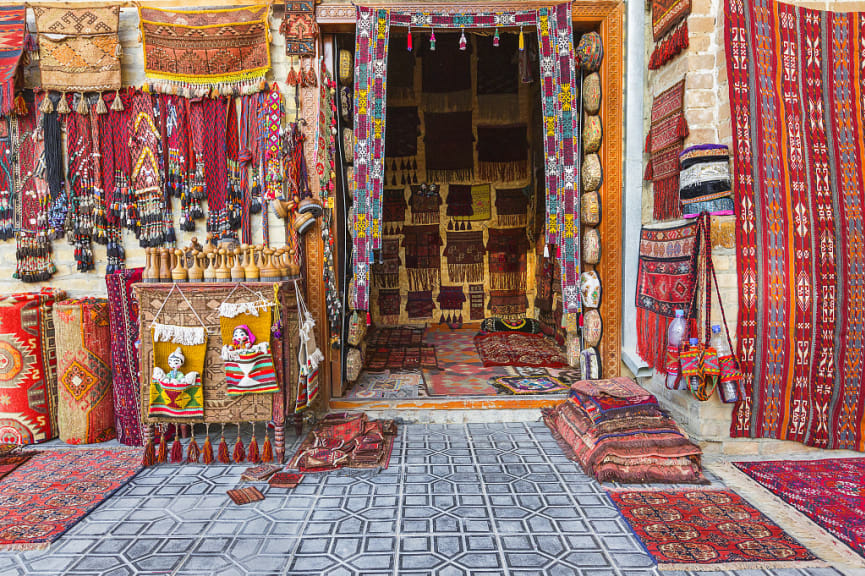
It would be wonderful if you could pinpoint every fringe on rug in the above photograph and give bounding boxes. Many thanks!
[447,263,485,284]
[658,560,826,571]
[497,214,527,227]
[477,94,521,123]
[427,168,474,183]
[478,161,528,183]
[407,268,440,291]
[411,211,439,224]
[373,274,399,289]
[490,274,527,292]
[652,175,682,221]
[422,90,472,113]
[649,22,689,70]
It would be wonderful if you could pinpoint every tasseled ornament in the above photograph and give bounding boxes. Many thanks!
[407,29,413,51]
[232,433,245,463]
[95,94,108,115]
[157,429,167,463]
[111,89,124,111]
[644,160,654,181]
[519,28,525,51]
[459,28,467,51]
[40,95,54,114]
[143,438,156,466]
[170,434,183,463]
[430,29,437,51]
[202,435,214,464]
[56,92,70,114]
[12,94,27,116]
[247,435,260,463]
[261,433,273,463]
[217,425,230,464]
[76,93,89,115]
[187,436,200,464]
[493,28,500,47]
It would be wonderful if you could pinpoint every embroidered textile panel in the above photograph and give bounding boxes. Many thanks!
[0,6,25,115]
[283,1,317,56]
[726,0,865,451]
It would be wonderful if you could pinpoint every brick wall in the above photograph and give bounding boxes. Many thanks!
[639,0,865,453]
[0,8,295,297]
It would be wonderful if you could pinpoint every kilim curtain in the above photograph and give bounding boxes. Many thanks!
[726,0,865,451]
[351,4,581,313]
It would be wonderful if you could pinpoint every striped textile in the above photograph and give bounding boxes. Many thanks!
[0,6,24,115]
[225,350,279,396]
[725,0,865,451]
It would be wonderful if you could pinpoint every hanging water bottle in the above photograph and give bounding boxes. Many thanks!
[711,325,741,403]
[665,309,688,390]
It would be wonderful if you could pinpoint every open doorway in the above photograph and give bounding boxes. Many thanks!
[332,25,600,399]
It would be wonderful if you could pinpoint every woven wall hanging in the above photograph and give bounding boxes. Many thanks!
[219,291,279,397]
[0,6,25,116]
[282,1,317,56]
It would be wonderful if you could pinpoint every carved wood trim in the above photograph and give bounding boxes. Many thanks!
[314,0,625,379]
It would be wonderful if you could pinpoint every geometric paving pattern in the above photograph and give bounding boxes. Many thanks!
[0,423,845,576]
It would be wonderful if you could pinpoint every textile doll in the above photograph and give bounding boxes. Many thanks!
[221,324,279,395]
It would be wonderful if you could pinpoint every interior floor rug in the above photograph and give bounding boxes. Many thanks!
[607,489,823,570]
[734,458,865,559]
[0,448,142,550]
[346,371,424,399]
[491,375,569,395]
[474,332,568,368]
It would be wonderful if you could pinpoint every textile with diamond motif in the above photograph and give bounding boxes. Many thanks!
[726,0,865,451]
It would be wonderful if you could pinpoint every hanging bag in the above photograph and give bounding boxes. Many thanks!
[294,280,324,412]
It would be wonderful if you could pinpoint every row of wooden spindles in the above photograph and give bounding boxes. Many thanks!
[142,238,300,283]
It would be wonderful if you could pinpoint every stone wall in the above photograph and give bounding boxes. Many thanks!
[640,0,865,454]
[0,7,296,298]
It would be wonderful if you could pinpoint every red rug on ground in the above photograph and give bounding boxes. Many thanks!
[473,332,568,368]
[0,448,142,550]
[0,453,32,482]
[734,458,865,559]
[607,489,819,570]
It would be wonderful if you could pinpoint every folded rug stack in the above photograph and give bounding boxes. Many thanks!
[678,144,733,218]
[543,377,706,484]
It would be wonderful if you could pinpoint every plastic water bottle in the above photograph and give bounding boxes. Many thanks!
[665,309,688,390]
[687,337,700,391]
[710,325,740,403]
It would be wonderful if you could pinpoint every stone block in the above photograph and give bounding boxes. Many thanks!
[687,127,719,145]
[688,16,717,36]
[686,72,715,91]
[685,88,717,110]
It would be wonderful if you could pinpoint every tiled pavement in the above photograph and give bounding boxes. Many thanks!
[0,422,846,576]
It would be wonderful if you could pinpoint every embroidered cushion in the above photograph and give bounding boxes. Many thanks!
[583,114,602,154]
[343,128,354,164]
[580,270,601,309]
[581,191,601,226]
[339,49,353,85]
[583,72,601,114]
[582,227,601,265]
[580,346,601,380]
[583,308,602,347]
[576,32,604,72]
[582,153,603,192]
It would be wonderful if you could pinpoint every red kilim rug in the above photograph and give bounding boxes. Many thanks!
[0,453,33,482]
[607,489,821,570]
[0,448,142,550]
[474,332,568,368]
[734,458,865,559]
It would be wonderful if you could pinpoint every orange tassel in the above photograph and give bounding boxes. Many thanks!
[170,434,183,463]
[13,94,27,116]
[202,436,214,464]
[233,435,245,463]
[217,432,230,464]
[143,439,155,466]
[157,431,167,463]
[186,438,200,464]
[261,434,273,463]
[247,436,260,463]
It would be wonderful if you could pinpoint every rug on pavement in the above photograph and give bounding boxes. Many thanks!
[474,332,568,368]
[288,413,397,472]
[491,375,569,395]
[0,453,33,482]
[608,489,821,570]
[0,448,142,550]
[543,377,706,484]
[346,371,423,399]
[227,486,265,505]
[734,458,865,558]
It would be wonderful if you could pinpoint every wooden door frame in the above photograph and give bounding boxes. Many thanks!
[303,1,624,407]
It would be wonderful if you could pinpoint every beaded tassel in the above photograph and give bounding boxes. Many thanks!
[407,27,412,51]
[217,424,230,464]
[170,433,183,463]
[430,29,436,51]
[494,28,500,47]
[202,424,214,464]
[187,427,200,464]
[519,28,525,51]
[459,28,467,51]
[232,424,245,463]
[261,431,273,463]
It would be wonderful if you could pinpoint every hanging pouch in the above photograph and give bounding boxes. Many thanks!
[149,285,207,418]
[295,279,324,412]
[218,285,279,396]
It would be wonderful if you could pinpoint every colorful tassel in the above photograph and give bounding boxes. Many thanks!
[459,28,467,51]
[493,28,500,47]
[430,29,437,51]
[143,439,155,466]
[519,28,525,51]
[407,28,413,51]
[261,433,273,463]
[202,435,214,464]
[232,425,245,463]
[247,435,260,463]
[217,426,230,464]
[157,429,167,463]
[187,437,200,464]
[170,434,183,463]
[12,94,26,116]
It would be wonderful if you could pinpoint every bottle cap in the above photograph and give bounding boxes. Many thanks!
[675,309,684,318]
[689,338,698,345]
[712,325,721,333]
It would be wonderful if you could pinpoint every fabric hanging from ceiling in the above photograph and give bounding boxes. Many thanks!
[352,4,580,313]
[726,0,865,451]
[0,6,25,116]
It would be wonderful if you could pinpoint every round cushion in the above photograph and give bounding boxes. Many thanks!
[581,191,601,226]
[582,227,601,265]
[346,347,362,382]
[343,128,354,164]
[340,87,352,122]
[580,270,601,309]
[583,114,602,154]
[582,154,603,192]
[583,73,601,115]
[339,50,354,86]
[583,308,602,347]
[576,32,604,72]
